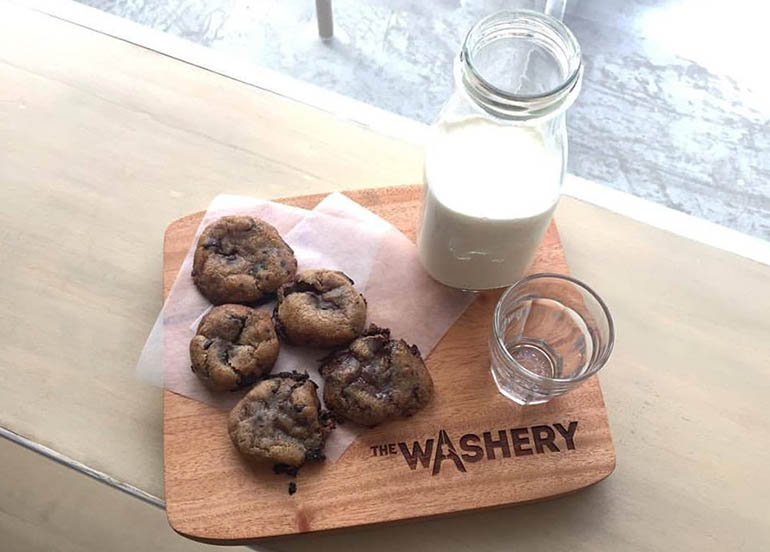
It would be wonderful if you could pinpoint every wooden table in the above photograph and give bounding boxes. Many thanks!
[1,2,769,550]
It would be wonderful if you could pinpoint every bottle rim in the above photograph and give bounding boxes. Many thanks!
[458,9,583,120]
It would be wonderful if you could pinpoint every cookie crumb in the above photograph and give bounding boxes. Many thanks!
[273,463,299,477]
[288,482,297,495]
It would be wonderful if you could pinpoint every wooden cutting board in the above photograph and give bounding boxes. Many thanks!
[163,185,615,544]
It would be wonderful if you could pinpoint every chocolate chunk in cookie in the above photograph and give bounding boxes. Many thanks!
[192,216,296,305]
[320,325,434,426]
[228,373,335,467]
[190,304,279,391]
[273,269,367,348]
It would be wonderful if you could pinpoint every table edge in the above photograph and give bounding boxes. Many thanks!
[0,424,165,508]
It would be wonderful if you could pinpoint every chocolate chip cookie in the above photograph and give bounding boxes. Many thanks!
[192,216,296,305]
[190,304,279,391]
[228,373,334,467]
[320,325,434,426]
[273,269,366,348]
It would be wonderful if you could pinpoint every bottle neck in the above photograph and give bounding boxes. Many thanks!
[456,10,582,122]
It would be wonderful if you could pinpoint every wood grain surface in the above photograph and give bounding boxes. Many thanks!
[162,185,614,543]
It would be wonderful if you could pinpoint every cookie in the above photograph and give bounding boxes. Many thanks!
[273,269,367,348]
[192,215,296,305]
[228,373,334,467]
[320,325,434,426]
[190,304,279,391]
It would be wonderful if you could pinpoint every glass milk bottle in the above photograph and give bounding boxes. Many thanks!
[417,10,582,290]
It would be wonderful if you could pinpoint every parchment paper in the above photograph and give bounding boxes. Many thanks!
[136,192,475,462]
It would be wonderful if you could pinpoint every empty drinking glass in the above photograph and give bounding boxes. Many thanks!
[489,273,614,405]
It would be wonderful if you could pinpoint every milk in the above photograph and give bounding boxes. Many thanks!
[417,116,562,290]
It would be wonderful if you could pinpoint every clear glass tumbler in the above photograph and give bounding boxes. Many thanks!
[489,273,614,405]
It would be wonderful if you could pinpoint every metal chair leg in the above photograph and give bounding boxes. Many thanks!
[316,0,333,38]
[545,0,567,20]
